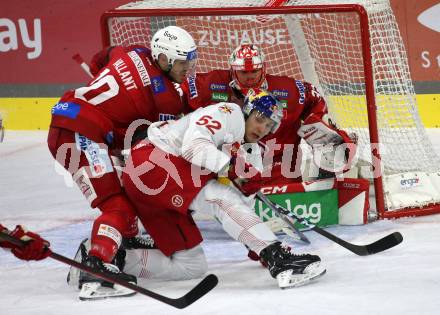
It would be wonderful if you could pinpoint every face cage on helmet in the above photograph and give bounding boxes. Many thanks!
[231,66,266,91]
[166,49,198,76]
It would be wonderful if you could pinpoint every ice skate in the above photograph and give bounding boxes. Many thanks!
[260,242,326,289]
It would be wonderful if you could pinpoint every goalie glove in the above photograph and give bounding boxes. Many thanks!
[298,113,357,174]
[0,225,51,261]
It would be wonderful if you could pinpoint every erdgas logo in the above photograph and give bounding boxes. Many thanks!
[400,177,420,190]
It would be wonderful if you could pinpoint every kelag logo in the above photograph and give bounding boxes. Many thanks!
[289,203,322,224]
[255,190,339,228]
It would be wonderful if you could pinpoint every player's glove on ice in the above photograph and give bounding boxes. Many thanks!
[0,225,51,261]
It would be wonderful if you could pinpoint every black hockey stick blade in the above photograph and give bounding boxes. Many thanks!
[311,226,403,256]
[254,195,404,256]
[170,274,218,309]
[359,231,403,256]
[0,231,218,308]
[256,192,311,244]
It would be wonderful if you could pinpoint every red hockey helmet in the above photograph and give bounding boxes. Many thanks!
[229,44,266,91]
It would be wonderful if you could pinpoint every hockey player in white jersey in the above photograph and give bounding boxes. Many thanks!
[69,90,325,299]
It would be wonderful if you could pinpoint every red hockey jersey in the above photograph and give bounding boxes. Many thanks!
[50,46,189,150]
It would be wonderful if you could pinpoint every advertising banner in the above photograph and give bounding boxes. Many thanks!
[0,1,127,84]
[393,0,440,81]
[254,189,339,228]
[1,0,439,85]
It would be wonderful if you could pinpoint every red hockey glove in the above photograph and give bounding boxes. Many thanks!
[227,145,264,196]
[89,45,148,76]
[1,225,51,261]
[89,46,114,76]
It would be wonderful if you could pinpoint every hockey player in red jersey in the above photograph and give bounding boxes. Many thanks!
[121,90,326,290]
[0,224,51,261]
[47,26,198,299]
[182,44,356,184]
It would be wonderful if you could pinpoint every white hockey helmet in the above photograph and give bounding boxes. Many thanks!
[229,44,266,89]
[151,26,197,71]
[243,89,283,133]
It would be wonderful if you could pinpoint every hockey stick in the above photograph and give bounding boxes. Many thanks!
[0,231,218,308]
[256,192,403,256]
[72,53,94,78]
[256,193,311,244]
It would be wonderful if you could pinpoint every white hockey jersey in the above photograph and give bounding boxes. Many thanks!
[148,102,260,173]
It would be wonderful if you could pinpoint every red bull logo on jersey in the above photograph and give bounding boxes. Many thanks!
[218,104,234,114]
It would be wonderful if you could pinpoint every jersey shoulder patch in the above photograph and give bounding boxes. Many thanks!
[218,104,235,114]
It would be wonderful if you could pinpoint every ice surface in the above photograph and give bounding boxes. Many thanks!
[1,131,440,315]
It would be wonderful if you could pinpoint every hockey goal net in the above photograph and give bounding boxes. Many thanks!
[100,0,440,219]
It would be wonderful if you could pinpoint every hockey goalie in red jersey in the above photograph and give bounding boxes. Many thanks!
[181,44,356,184]
[47,26,198,299]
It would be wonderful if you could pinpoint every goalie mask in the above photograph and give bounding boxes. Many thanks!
[229,44,266,92]
[151,26,198,74]
[243,90,283,133]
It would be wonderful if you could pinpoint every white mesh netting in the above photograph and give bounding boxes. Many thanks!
[104,0,440,211]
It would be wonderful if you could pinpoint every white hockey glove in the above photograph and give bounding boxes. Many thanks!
[218,143,266,196]
[298,114,357,174]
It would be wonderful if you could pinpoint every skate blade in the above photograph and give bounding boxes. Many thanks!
[79,282,136,301]
[277,262,326,289]
[67,238,90,287]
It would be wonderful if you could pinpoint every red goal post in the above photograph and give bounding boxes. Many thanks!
[100,1,440,220]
